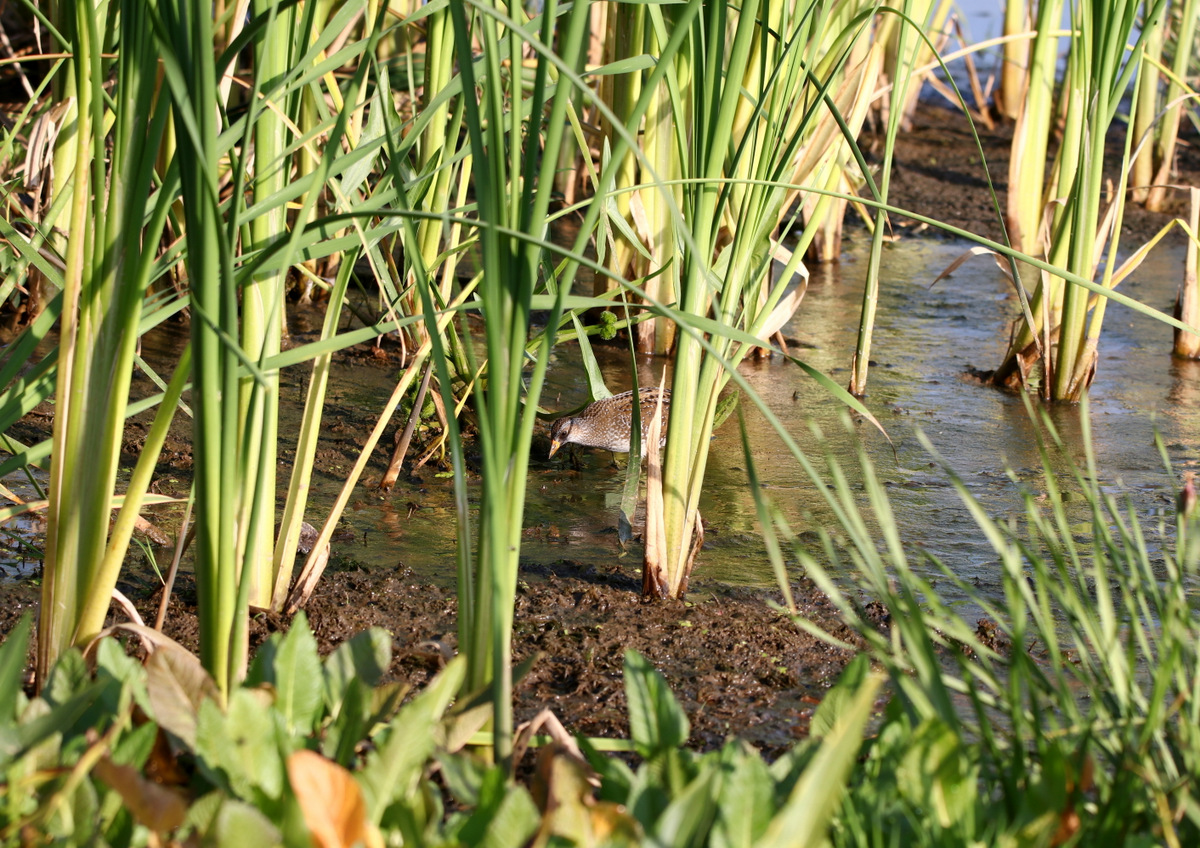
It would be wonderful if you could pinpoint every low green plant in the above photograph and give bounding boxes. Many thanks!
[0,610,482,846]
[581,650,882,848]
[2,609,885,847]
[747,399,1200,845]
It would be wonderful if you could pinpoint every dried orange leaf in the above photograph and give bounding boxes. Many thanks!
[287,750,383,848]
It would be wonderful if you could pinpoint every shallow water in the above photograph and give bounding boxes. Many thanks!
[522,233,1198,604]
[3,231,1195,608]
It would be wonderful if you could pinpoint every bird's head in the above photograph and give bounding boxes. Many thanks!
[548,417,575,458]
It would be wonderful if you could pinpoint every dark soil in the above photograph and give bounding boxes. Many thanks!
[3,100,1196,761]
[869,102,1200,245]
[0,564,870,761]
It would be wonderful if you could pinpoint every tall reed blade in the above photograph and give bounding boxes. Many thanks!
[439,0,593,770]
[996,0,1170,399]
[158,0,244,695]
[239,0,294,609]
[37,0,173,685]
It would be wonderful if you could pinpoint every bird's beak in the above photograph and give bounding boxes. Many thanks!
[548,438,562,459]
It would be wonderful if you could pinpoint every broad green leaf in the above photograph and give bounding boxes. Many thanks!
[207,799,283,848]
[367,680,410,730]
[436,749,490,807]
[452,766,540,848]
[43,648,89,705]
[626,767,670,834]
[322,678,369,767]
[323,627,392,718]
[478,783,540,848]
[94,636,151,719]
[0,681,104,766]
[711,742,774,848]
[898,717,977,830]
[652,768,717,848]
[579,734,636,804]
[810,653,870,739]
[46,763,99,845]
[111,719,159,771]
[182,789,223,834]
[359,655,465,822]
[3,719,59,824]
[758,674,882,848]
[452,764,508,845]
[195,689,284,801]
[245,633,282,689]
[623,650,689,759]
[270,612,324,736]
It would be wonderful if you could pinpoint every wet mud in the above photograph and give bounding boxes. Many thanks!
[1,564,870,760]
[870,102,1199,244]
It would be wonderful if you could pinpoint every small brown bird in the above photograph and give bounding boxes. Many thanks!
[548,388,671,459]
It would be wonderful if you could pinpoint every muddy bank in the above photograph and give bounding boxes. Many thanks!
[865,103,1200,245]
[2,563,872,760]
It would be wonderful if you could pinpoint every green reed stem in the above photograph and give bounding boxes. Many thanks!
[158,0,243,695]
[38,0,172,685]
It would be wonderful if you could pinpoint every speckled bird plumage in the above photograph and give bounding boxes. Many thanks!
[548,388,671,459]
